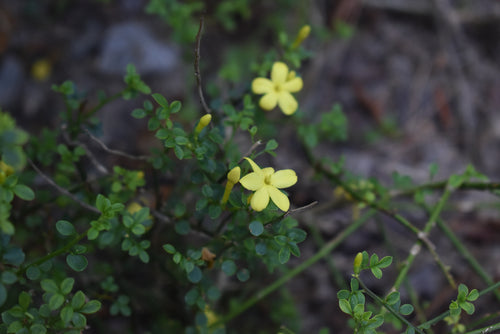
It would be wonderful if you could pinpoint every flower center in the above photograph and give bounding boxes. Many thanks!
[264,174,272,185]
[273,83,283,92]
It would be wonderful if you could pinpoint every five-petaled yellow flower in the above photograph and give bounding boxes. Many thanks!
[239,157,297,212]
[252,62,303,115]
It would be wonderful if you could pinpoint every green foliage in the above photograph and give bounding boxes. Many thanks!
[2,7,500,333]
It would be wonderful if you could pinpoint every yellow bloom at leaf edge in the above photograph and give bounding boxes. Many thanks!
[239,158,297,212]
[252,62,303,115]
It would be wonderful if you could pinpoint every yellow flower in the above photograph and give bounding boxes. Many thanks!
[239,158,297,212]
[252,62,303,115]
[221,166,241,205]
[195,114,212,134]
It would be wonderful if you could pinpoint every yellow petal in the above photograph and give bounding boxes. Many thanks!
[277,92,298,115]
[240,172,264,191]
[271,62,288,84]
[262,167,275,178]
[268,186,290,211]
[283,77,303,93]
[270,169,297,188]
[251,187,270,211]
[259,93,278,111]
[252,78,274,94]
[244,157,262,173]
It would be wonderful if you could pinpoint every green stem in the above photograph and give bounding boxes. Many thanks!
[18,230,88,276]
[393,180,500,197]
[392,187,453,290]
[356,277,425,334]
[419,280,500,330]
[434,212,500,301]
[209,209,376,328]
[82,91,124,123]
[463,322,500,334]
[308,223,347,289]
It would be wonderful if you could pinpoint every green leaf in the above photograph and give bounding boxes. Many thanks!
[385,291,400,306]
[152,93,168,108]
[187,266,203,283]
[1,270,17,284]
[131,108,147,119]
[87,227,99,240]
[170,100,182,113]
[467,289,479,301]
[61,305,74,324]
[207,286,221,301]
[72,291,86,309]
[72,312,87,328]
[221,260,237,276]
[174,221,190,235]
[26,266,41,280]
[278,247,291,264]
[7,321,23,333]
[237,269,250,282]
[208,205,222,219]
[80,300,101,314]
[41,279,58,293]
[399,304,414,315]
[49,293,65,310]
[13,185,35,200]
[461,301,475,315]
[265,139,278,151]
[458,284,468,297]
[249,221,264,236]
[30,324,46,334]
[56,220,76,236]
[185,289,199,306]
[371,267,382,279]
[377,256,393,268]
[18,291,31,309]
[66,254,88,272]
[369,254,379,267]
[339,299,352,314]
[174,145,184,159]
[60,277,75,295]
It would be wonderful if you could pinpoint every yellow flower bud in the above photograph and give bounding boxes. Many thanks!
[227,166,241,184]
[353,252,363,276]
[195,114,212,134]
[292,24,311,49]
[221,167,241,205]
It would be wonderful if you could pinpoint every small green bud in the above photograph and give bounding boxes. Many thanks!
[292,24,311,49]
[353,252,363,276]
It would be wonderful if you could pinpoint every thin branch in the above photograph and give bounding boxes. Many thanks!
[28,159,100,214]
[194,16,212,114]
[239,140,263,163]
[83,127,150,161]
[285,201,318,217]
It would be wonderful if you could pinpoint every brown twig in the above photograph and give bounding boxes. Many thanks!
[239,140,263,163]
[83,127,150,161]
[194,16,212,114]
[285,201,319,217]
[28,158,100,214]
